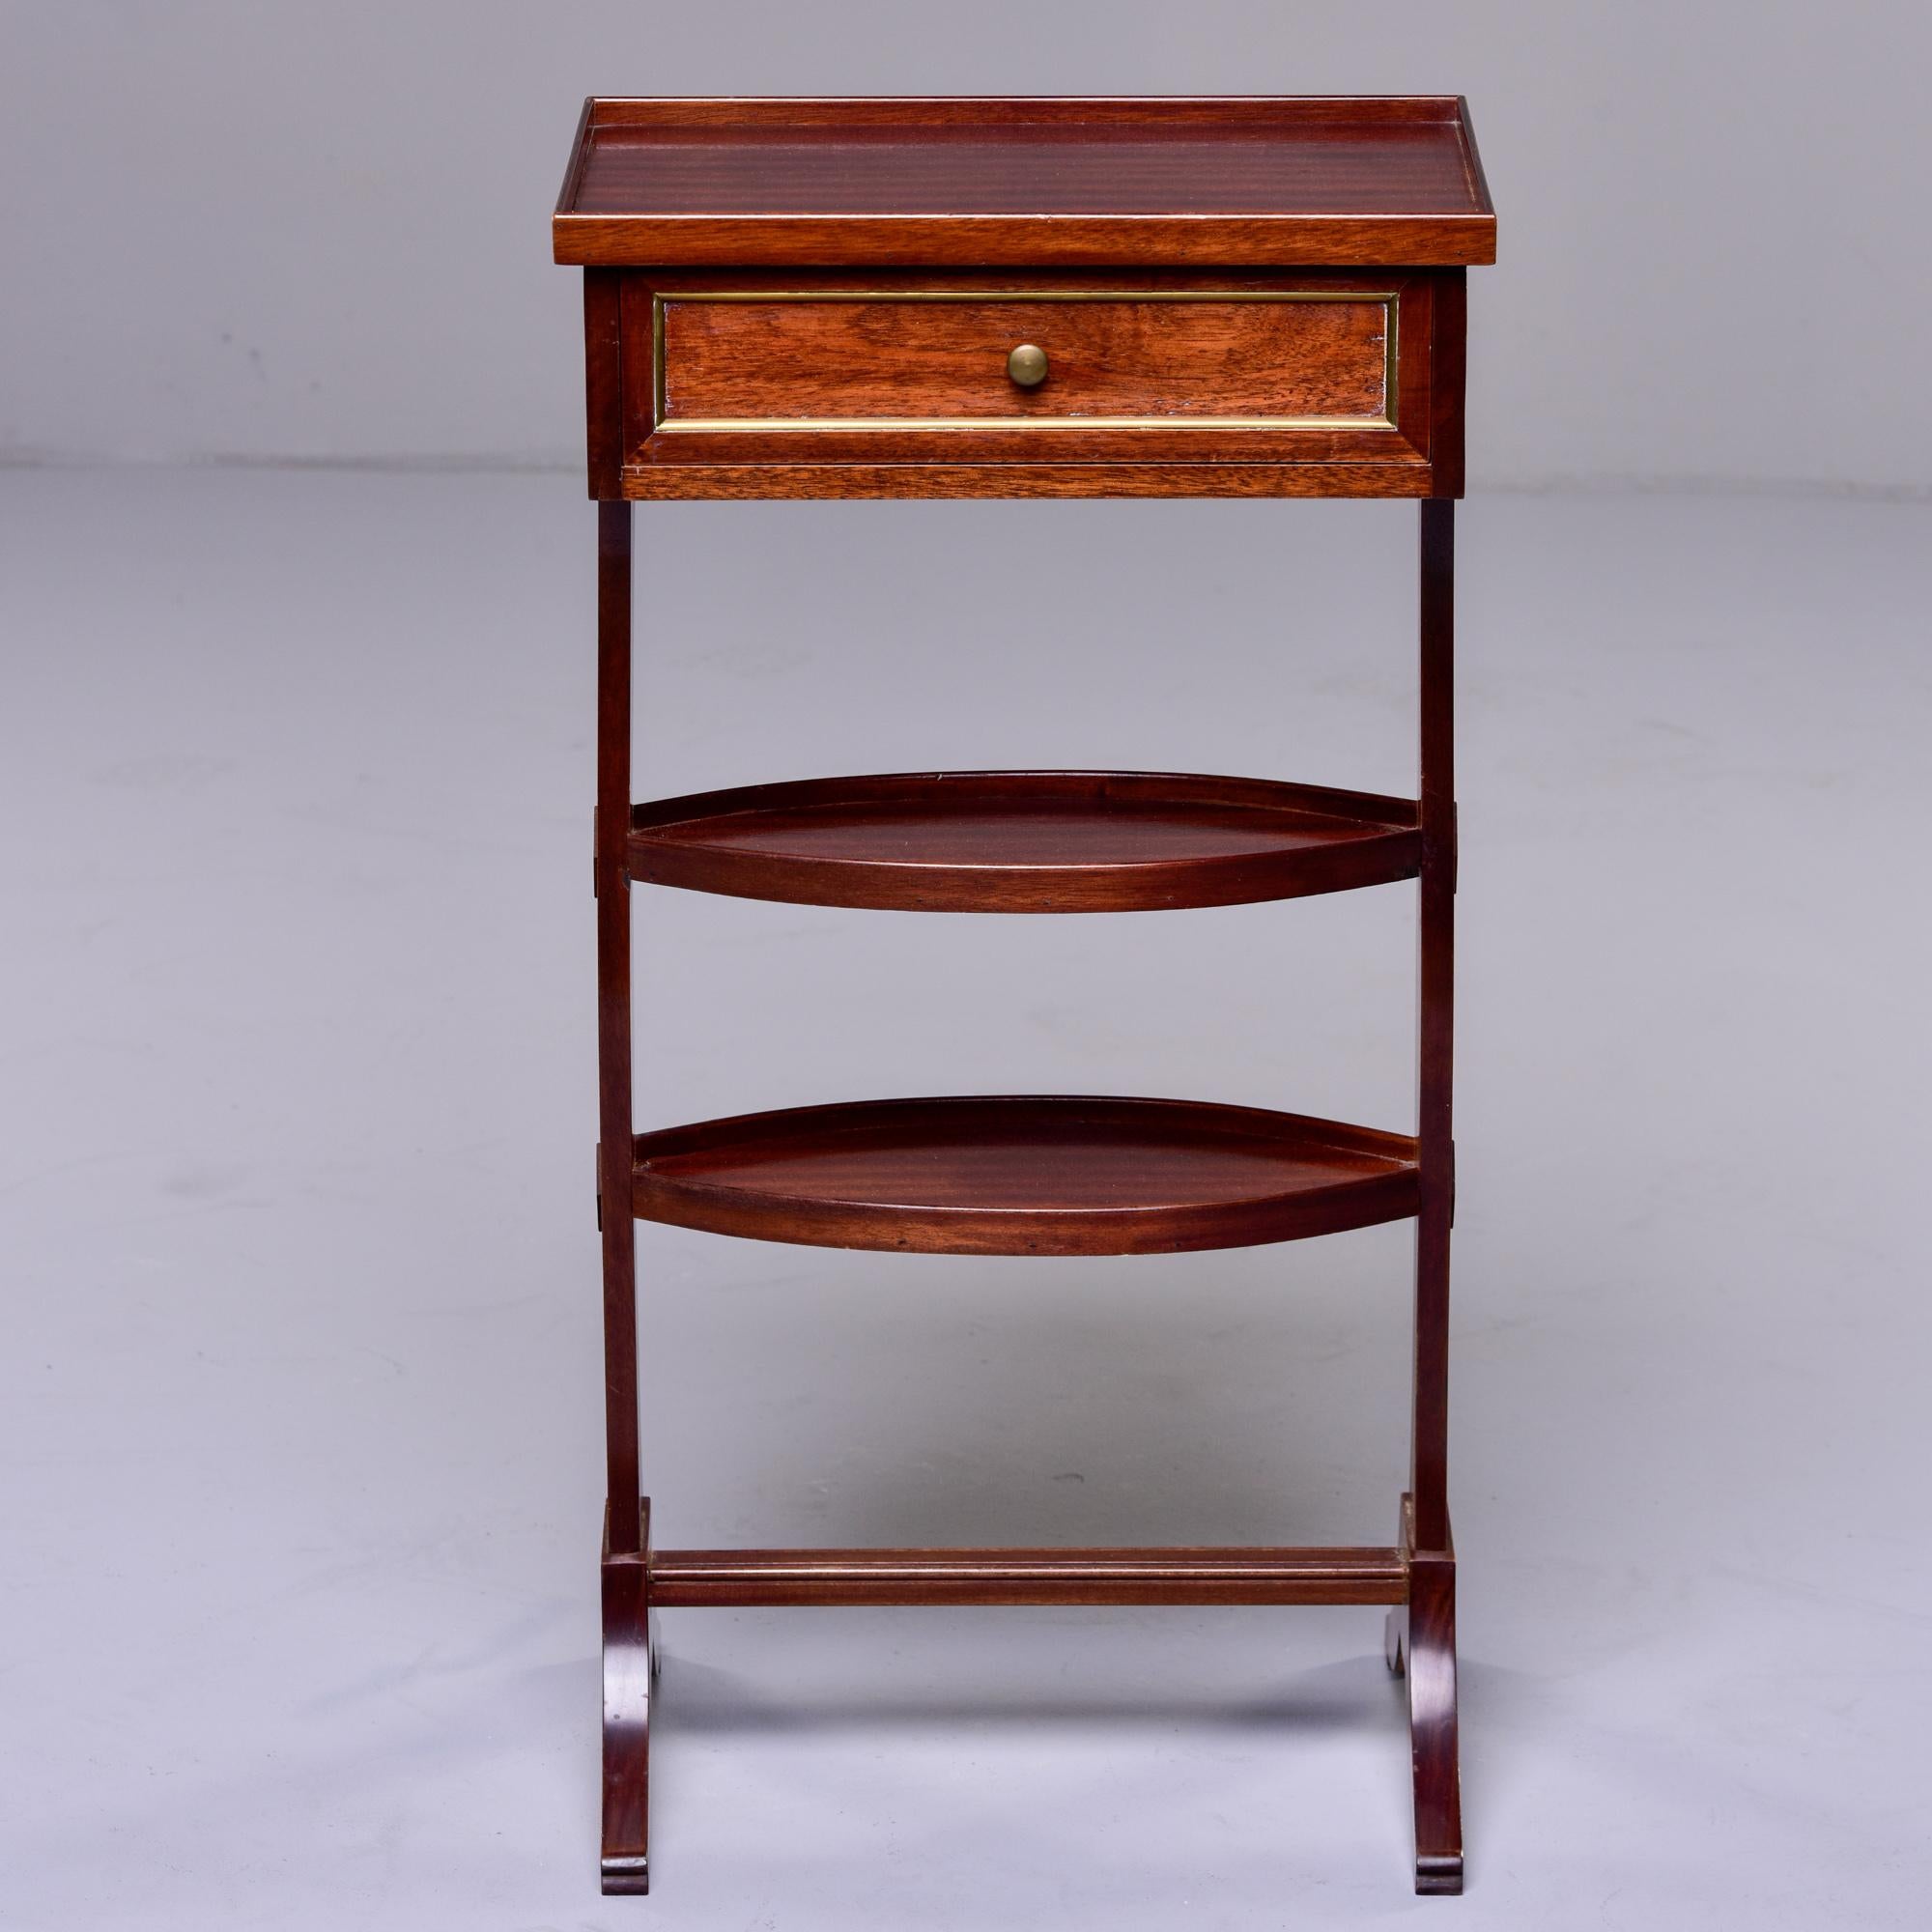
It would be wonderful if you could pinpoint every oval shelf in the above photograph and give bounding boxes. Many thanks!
[628,770,1419,913]
[631,1094,1419,1256]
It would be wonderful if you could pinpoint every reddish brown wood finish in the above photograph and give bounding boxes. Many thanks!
[1424,271,1468,498]
[554,97,1496,267]
[661,290,1393,424]
[612,268,1448,498]
[1405,501,1463,1894]
[612,459,1448,501]
[1412,500,1456,1558]
[562,94,1486,1900]
[651,1544,1408,1608]
[595,503,639,1558]
[632,1095,1418,1256]
[600,1500,654,1894]
[629,770,1420,913]
[582,270,624,499]
[1385,1495,1463,1892]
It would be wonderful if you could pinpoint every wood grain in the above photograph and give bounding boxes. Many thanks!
[660,293,1392,426]
[613,460,1446,501]
[615,268,1438,491]
[651,1544,1409,1608]
[554,97,1496,267]
[1406,509,1463,1893]
[631,1094,1419,1257]
[594,502,639,1556]
[582,270,623,497]
[1412,500,1456,1555]
[558,93,1489,1897]
[1394,1496,1463,1893]
[600,1499,653,1894]
[628,769,1421,913]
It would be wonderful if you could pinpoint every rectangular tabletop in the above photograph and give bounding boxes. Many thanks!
[554,97,1496,268]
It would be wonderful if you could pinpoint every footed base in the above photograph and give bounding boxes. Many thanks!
[602,1500,654,1895]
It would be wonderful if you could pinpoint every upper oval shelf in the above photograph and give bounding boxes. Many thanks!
[628,769,1419,913]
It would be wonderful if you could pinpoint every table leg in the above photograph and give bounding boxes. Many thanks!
[1406,497,1463,1893]
[594,499,651,1889]
[602,1504,654,1893]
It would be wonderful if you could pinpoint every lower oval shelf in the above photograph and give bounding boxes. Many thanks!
[631,1095,1420,1257]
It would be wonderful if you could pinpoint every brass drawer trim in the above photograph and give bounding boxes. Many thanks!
[650,289,1401,434]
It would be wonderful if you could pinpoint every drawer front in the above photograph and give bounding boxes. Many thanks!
[657,291,1396,431]
[600,271,1457,498]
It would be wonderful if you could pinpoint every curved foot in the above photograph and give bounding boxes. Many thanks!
[602,1501,654,1895]
[1401,1497,1463,1895]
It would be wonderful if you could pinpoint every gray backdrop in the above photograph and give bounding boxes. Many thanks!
[5,8,1930,1930]
[2,0,1927,491]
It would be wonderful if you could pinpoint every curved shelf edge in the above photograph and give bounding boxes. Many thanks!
[632,1094,1420,1257]
[628,769,1420,913]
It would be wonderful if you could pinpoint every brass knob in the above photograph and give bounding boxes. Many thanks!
[1007,343,1049,388]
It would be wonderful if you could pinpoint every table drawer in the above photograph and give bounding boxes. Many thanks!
[659,290,1396,429]
[600,271,1458,497]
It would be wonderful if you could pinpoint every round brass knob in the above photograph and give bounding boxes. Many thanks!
[1007,343,1049,388]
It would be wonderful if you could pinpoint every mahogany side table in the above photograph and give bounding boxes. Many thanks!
[553,95,1496,1897]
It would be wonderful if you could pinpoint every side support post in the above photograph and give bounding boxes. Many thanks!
[595,497,653,1892]
[597,497,640,1552]
[1395,495,1463,1893]
[1413,496,1455,1551]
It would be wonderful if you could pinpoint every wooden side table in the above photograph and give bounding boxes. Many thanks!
[553,95,1496,1897]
